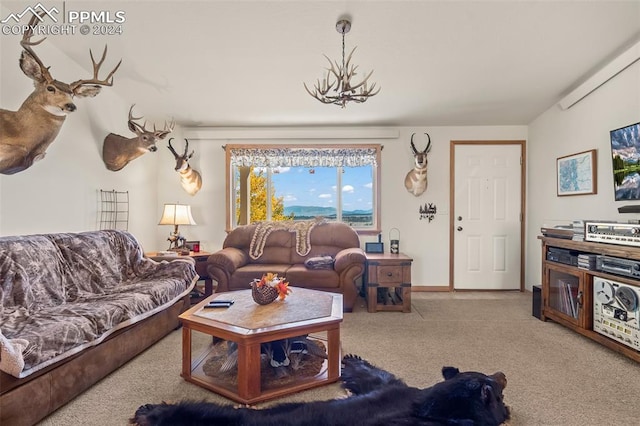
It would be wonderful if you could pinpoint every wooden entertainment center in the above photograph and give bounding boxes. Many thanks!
[540,236,640,362]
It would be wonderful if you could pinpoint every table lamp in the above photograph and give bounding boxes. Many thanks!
[158,203,196,251]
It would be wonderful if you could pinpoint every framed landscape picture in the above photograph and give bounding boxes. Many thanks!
[556,149,597,196]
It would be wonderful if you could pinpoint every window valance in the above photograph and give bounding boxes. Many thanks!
[228,147,378,168]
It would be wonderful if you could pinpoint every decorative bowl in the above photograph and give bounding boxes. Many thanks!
[251,281,279,305]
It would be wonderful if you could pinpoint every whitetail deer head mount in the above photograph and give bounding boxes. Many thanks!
[167,138,202,196]
[0,13,121,175]
[102,105,174,171]
[404,133,432,196]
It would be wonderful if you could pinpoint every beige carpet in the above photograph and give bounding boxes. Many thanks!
[38,292,640,425]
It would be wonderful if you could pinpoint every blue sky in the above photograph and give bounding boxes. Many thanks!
[269,166,373,211]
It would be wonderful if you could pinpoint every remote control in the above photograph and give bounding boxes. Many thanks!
[204,300,233,309]
[204,303,231,309]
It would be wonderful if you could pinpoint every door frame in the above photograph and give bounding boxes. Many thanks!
[449,140,526,291]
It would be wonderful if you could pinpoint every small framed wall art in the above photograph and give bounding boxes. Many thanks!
[185,240,201,252]
[556,149,597,196]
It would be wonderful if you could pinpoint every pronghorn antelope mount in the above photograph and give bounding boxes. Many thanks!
[0,13,121,175]
[167,138,202,196]
[404,133,432,196]
[102,105,174,171]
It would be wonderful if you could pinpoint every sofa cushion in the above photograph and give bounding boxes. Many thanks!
[229,264,340,291]
[223,224,293,264]
[228,264,291,291]
[290,222,361,264]
[48,230,160,299]
[0,230,197,378]
[5,276,188,377]
[251,230,293,264]
[0,235,66,312]
[285,264,340,289]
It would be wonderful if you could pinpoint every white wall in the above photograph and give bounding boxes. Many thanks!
[0,38,159,248]
[155,125,527,288]
[525,60,640,290]
[0,10,529,289]
[377,127,528,287]
[153,127,228,252]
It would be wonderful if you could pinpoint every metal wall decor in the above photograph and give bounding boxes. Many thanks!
[98,189,129,230]
[419,203,437,222]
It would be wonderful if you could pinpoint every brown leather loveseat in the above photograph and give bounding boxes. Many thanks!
[207,221,366,311]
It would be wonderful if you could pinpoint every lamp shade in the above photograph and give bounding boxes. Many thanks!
[158,204,196,226]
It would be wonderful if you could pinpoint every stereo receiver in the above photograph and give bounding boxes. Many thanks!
[593,277,640,352]
[585,221,640,247]
[596,256,640,279]
[546,247,578,266]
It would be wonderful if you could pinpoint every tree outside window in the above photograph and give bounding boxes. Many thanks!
[235,167,293,223]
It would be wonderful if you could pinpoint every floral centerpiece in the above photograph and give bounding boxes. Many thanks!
[251,273,292,305]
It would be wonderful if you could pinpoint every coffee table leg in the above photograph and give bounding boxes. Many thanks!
[326,326,341,380]
[237,341,261,400]
[181,325,191,378]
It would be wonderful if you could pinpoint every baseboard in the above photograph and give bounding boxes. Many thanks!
[411,286,530,292]
[411,286,450,292]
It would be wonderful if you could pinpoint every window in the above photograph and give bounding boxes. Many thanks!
[225,144,381,234]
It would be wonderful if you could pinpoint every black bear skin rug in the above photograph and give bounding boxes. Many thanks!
[130,354,510,426]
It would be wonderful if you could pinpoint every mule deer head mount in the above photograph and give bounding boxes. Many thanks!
[0,12,121,175]
[102,105,174,171]
[404,133,432,196]
[167,138,202,196]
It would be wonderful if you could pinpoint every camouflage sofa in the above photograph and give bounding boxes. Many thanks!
[0,230,197,426]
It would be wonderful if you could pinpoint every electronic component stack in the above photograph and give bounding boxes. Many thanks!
[577,253,597,270]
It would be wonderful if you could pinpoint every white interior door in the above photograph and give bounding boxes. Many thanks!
[453,143,522,290]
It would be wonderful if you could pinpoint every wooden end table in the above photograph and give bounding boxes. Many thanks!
[365,252,413,313]
[145,251,213,304]
[178,288,343,405]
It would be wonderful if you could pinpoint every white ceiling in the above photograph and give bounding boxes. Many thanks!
[2,0,640,127]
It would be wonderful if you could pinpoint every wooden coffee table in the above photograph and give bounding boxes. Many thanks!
[178,288,343,404]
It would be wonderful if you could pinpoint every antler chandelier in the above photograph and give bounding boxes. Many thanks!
[304,19,380,108]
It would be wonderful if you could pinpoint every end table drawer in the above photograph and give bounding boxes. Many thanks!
[377,266,403,284]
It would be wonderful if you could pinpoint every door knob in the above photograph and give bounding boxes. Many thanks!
[457,226,463,231]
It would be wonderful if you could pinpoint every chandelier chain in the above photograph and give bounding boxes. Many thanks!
[341,29,346,82]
